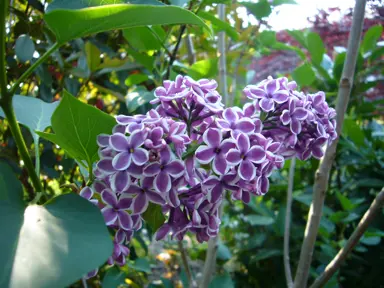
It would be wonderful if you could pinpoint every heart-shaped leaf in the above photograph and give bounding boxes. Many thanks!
[0,163,113,288]
[37,91,116,169]
[0,95,59,142]
[44,2,209,44]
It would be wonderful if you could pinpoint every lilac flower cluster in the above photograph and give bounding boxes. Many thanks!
[80,74,336,275]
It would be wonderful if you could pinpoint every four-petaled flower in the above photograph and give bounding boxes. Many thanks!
[244,78,289,112]
[101,189,133,230]
[226,133,266,180]
[195,128,235,175]
[125,177,166,214]
[110,131,149,170]
[216,108,255,138]
[280,99,308,134]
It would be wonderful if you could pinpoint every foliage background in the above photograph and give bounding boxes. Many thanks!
[0,0,383,287]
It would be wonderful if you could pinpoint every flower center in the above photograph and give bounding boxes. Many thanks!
[240,154,246,159]
[129,148,134,153]
[215,148,221,154]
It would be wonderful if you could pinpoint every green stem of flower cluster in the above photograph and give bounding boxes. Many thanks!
[0,1,60,194]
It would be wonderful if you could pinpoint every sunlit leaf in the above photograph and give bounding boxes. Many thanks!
[0,163,112,288]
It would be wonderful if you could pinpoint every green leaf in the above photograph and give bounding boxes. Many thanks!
[85,41,101,72]
[259,30,276,46]
[272,0,296,5]
[307,32,325,65]
[241,1,272,20]
[44,3,209,44]
[0,95,59,143]
[102,267,127,288]
[246,215,275,226]
[217,243,232,261]
[209,273,234,288]
[37,91,116,168]
[0,163,113,288]
[170,0,189,7]
[271,42,306,60]
[246,233,266,249]
[126,87,154,113]
[127,48,155,71]
[292,63,316,86]
[161,277,174,288]
[197,11,238,41]
[333,52,345,81]
[123,27,162,51]
[125,73,149,86]
[15,34,35,63]
[127,258,152,273]
[343,118,365,147]
[336,191,355,211]
[46,0,164,11]
[251,249,282,262]
[188,58,218,79]
[361,235,381,246]
[362,25,383,54]
[287,30,307,48]
[142,202,165,233]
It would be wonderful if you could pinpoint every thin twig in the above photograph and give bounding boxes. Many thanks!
[284,158,295,288]
[293,1,367,287]
[310,188,384,288]
[217,4,228,106]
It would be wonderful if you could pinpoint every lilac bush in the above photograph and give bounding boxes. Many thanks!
[80,74,337,274]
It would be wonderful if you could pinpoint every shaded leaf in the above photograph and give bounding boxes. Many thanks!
[102,267,126,288]
[209,273,234,288]
[127,258,151,273]
[142,202,165,233]
[123,27,162,51]
[217,243,232,261]
[85,41,101,73]
[15,34,35,63]
[126,88,154,113]
[246,215,275,226]
[125,73,149,86]
[251,249,282,262]
[0,95,59,142]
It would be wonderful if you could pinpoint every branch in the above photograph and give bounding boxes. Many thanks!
[284,158,295,288]
[0,0,8,100]
[201,203,224,288]
[293,1,367,287]
[310,188,384,288]
[217,4,228,106]
[184,33,196,65]
[9,42,61,96]
[178,240,196,287]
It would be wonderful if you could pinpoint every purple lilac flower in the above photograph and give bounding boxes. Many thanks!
[143,146,184,193]
[216,108,255,138]
[226,133,266,181]
[100,189,133,230]
[280,98,308,134]
[195,128,235,175]
[110,131,149,170]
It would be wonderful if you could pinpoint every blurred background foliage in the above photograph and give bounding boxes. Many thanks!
[1,0,383,287]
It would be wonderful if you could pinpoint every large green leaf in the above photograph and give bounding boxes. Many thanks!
[0,95,59,142]
[0,163,113,288]
[37,91,116,168]
[197,11,238,41]
[142,202,165,232]
[361,25,383,54]
[307,32,325,65]
[292,63,316,86]
[44,3,209,44]
[15,34,35,63]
